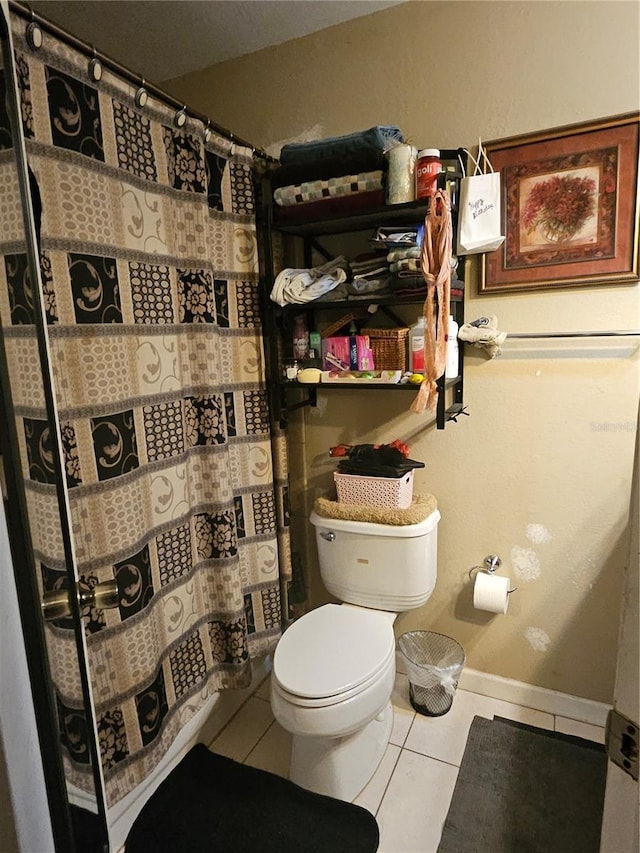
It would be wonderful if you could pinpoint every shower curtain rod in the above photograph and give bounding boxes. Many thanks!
[507,330,640,339]
[9,0,277,162]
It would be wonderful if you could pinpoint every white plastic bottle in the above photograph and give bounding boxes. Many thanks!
[445,314,459,378]
[409,316,426,373]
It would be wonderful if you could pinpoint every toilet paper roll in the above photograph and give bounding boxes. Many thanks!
[386,144,417,204]
[473,571,510,614]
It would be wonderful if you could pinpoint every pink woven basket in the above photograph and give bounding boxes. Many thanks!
[334,470,414,509]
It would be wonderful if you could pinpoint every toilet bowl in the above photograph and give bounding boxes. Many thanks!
[271,604,397,800]
[271,508,440,801]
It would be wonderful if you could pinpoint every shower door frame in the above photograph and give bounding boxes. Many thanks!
[0,5,110,850]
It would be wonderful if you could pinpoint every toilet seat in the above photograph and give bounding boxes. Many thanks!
[273,652,395,709]
[273,604,395,704]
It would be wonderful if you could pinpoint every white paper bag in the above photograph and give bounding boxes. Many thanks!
[457,144,505,256]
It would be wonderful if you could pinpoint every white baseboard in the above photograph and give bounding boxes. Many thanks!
[458,667,611,726]
[396,653,610,727]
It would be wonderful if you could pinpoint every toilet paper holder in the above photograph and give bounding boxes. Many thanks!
[468,555,518,594]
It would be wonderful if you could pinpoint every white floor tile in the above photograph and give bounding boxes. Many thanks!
[254,673,271,702]
[222,671,604,850]
[376,750,458,853]
[404,688,554,766]
[354,743,401,815]
[390,672,416,747]
[476,692,555,731]
[209,696,275,761]
[244,720,292,778]
[555,716,606,744]
[198,678,267,746]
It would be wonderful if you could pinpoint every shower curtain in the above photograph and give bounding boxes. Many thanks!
[0,12,291,808]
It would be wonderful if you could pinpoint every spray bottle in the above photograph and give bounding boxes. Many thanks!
[409,316,426,373]
[445,314,459,378]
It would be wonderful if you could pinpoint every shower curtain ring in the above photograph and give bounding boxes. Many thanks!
[203,120,212,144]
[88,47,103,82]
[26,9,43,50]
[174,105,187,128]
[135,79,149,108]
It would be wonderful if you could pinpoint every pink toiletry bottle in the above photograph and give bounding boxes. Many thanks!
[293,314,310,360]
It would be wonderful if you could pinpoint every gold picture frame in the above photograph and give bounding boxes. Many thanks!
[480,113,639,293]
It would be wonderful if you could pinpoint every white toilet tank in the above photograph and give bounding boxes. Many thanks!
[309,509,440,611]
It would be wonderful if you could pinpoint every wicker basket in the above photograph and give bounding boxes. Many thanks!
[334,470,414,508]
[361,326,409,372]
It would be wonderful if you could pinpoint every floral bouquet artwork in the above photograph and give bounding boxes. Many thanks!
[479,113,639,293]
[520,171,597,246]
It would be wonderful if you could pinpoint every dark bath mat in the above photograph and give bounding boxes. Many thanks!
[493,714,608,752]
[437,715,607,853]
[125,743,379,853]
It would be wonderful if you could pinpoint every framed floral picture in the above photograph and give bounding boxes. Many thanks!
[480,113,639,293]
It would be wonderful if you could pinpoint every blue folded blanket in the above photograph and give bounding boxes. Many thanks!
[279,126,403,166]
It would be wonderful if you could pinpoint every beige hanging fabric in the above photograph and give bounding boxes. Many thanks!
[0,12,289,809]
[410,189,452,414]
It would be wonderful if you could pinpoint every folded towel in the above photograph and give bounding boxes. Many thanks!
[274,171,384,207]
[389,259,421,274]
[371,225,423,247]
[350,252,389,273]
[313,492,437,526]
[316,282,350,302]
[270,257,349,307]
[347,277,391,295]
[280,126,403,165]
[387,247,422,262]
[270,152,387,189]
[273,190,386,225]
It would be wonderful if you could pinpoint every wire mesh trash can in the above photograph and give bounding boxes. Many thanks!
[398,631,465,717]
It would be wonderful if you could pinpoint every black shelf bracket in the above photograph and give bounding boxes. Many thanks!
[446,404,470,424]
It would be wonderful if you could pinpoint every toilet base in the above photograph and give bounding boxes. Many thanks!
[289,702,393,802]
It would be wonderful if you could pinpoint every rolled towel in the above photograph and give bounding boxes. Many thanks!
[459,315,507,358]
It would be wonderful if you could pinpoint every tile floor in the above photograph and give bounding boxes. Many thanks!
[207,670,606,853]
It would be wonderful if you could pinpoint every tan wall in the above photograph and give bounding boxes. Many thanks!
[166,1,640,703]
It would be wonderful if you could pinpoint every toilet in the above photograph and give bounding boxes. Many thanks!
[271,507,440,801]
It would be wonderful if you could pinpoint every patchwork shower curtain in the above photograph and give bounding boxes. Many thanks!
[0,14,291,807]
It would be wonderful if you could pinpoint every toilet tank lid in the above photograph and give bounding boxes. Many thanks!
[310,508,440,538]
[274,604,395,699]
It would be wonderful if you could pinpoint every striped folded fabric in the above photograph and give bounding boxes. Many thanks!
[274,171,385,207]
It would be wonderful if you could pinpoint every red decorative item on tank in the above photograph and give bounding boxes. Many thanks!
[329,439,410,459]
[329,444,352,457]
